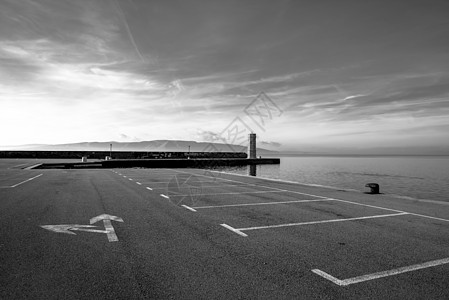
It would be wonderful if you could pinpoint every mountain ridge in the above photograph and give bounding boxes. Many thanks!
[0,140,279,154]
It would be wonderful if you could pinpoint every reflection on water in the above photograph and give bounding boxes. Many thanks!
[204,156,449,202]
[247,165,257,176]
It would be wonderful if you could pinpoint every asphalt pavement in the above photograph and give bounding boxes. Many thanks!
[0,160,448,299]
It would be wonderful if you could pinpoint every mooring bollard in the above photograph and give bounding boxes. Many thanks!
[365,183,379,194]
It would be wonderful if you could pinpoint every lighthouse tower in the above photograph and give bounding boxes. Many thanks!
[248,133,256,159]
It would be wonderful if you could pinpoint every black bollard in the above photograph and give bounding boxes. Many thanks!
[365,183,380,194]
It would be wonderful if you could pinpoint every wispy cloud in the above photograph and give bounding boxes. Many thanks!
[112,0,146,63]
[1,0,449,152]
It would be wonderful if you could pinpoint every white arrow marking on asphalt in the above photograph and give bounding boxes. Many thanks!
[40,225,101,235]
[41,214,124,242]
[90,214,124,242]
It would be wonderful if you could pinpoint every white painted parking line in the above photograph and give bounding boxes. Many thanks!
[199,184,250,188]
[129,175,174,178]
[333,199,406,213]
[10,174,43,188]
[312,257,449,286]
[333,199,449,222]
[173,169,329,199]
[146,187,153,191]
[193,199,336,209]
[9,163,28,169]
[160,194,169,199]
[236,212,409,232]
[137,181,171,185]
[174,170,449,224]
[407,213,449,223]
[221,223,248,237]
[141,186,166,190]
[182,205,197,212]
[169,190,285,197]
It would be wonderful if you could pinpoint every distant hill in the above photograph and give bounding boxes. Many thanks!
[3,141,447,156]
[1,140,279,155]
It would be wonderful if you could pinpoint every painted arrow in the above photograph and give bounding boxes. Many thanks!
[40,224,103,235]
[41,214,124,242]
[90,214,124,242]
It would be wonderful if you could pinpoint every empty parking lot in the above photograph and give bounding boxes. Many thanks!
[1,162,448,299]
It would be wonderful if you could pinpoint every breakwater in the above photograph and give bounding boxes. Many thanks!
[32,158,280,169]
[0,151,247,159]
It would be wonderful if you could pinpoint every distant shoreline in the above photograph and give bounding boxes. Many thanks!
[1,151,448,159]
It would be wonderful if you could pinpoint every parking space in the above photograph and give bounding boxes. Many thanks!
[306,214,449,286]
[0,170,42,188]
[109,167,449,289]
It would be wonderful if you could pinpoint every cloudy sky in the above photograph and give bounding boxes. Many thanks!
[1,0,448,153]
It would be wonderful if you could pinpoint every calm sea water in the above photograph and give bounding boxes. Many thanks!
[209,156,449,202]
